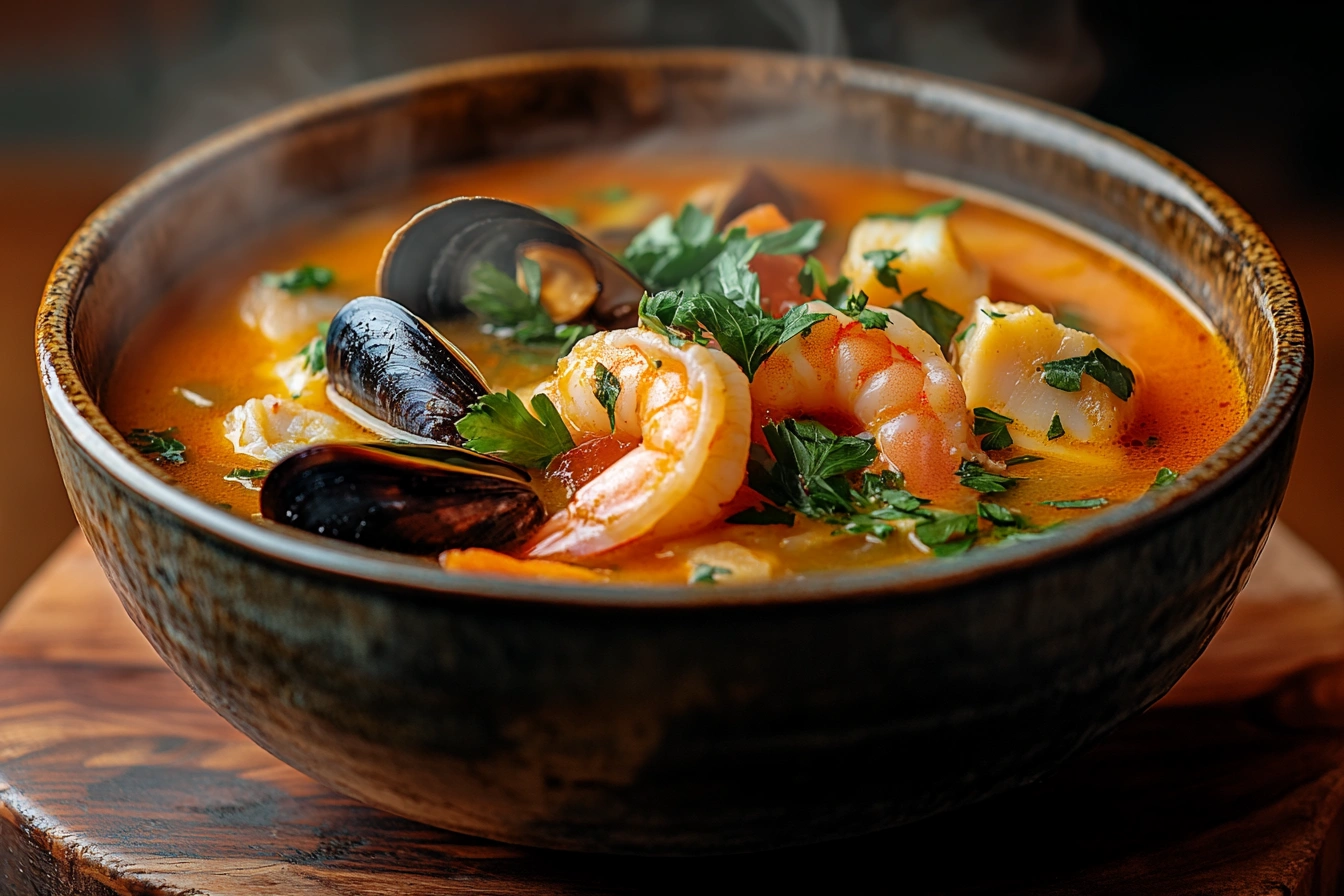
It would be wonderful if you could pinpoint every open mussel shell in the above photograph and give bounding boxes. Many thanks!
[260,443,544,555]
[325,296,487,446]
[376,197,646,328]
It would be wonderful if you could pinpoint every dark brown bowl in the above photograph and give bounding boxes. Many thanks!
[35,49,1310,854]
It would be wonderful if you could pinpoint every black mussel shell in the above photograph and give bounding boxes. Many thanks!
[260,443,544,555]
[325,296,487,446]
[376,197,645,328]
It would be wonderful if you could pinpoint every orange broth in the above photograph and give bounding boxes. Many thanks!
[103,155,1248,584]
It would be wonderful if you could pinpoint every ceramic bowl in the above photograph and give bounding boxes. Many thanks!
[36,50,1310,854]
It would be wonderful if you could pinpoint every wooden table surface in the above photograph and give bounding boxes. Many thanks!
[4,528,1344,894]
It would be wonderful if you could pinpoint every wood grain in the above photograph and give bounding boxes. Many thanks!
[3,527,1344,895]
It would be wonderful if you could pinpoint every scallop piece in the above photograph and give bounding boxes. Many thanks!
[841,215,989,314]
[239,279,346,343]
[956,299,1137,450]
[223,394,363,462]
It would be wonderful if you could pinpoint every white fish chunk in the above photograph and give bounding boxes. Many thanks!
[223,395,359,462]
[956,299,1137,449]
[239,279,346,343]
[273,356,326,399]
[841,215,989,314]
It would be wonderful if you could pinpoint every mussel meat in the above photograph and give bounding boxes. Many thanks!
[376,197,647,328]
[259,443,544,555]
[325,296,487,446]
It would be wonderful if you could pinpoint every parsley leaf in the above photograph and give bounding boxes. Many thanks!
[224,468,268,482]
[755,219,824,256]
[837,291,890,330]
[726,504,796,526]
[297,320,331,375]
[972,407,1014,451]
[892,289,964,353]
[623,204,732,292]
[982,308,1006,320]
[748,420,877,518]
[126,428,186,464]
[1040,497,1109,509]
[1047,413,1065,441]
[865,197,965,221]
[861,248,904,291]
[956,459,1020,494]
[797,256,852,305]
[1151,467,1179,489]
[955,322,977,343]
[1005,455,1044,466]
[1041,349,1136,400]
[261,264,334,293]
[977,502,1029,527]
[455,391,577,469]
[463,260,593,349]
[914,512,980,555]
[592,362,621,432]
[691,564,731,584]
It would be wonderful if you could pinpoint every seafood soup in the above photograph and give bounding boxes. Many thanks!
[105,156,1247,585]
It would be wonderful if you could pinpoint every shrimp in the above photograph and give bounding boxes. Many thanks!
[750,301,985,494]
[522,328,752,558]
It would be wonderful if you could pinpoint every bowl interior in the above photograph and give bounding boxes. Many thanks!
[42,50,1308,602]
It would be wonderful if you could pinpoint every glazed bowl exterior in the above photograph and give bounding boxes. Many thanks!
[36,50,1310,854]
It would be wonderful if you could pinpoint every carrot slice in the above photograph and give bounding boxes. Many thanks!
[724,202,791,238]
[439,548,608,582]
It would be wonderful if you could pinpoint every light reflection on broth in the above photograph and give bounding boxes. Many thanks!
[103,155,1247,585]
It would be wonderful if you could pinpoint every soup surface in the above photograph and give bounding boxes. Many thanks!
[104,155,1247,585]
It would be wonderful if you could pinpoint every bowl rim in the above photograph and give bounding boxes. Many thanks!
[36,47,1311,610]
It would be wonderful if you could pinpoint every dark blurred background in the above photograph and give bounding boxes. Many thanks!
[2,1,1339,603]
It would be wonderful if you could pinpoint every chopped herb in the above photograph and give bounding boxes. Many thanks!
[455,391,577,469]
[125,428,186,464]
[296,320,330,375]
[726,504,796,526]
[892,289,964,353]
[748,419,878,518]
[797,256,852,305]
[861,248,904,291]
[978,502,1029,527]
[1040,497,1109,509]
[982,308,1007,320]
[1151,467,1179,489]
[914,512,980,556]
[636,290,826,381]
[865,197,965,221]
[1047,413,1065,441]
[955,322,977,343]
[691,564,731,584]
[837,291,889,330]
[972,407,1014,451]
[586,184,631,203]
[1041,349,1136,400]
[989,521,1065,545]
[224,468,268,482]
[956,459,1020,494]
[215,502,233,510]
[1005,455,1044,467]
[541,206,579,226]
[463,260,594,349]
[623,203,734,293]
[260,264,335,293]
[592,362,621,432]
[756,219,824,256]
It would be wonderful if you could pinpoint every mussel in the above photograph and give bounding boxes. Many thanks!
[259,443,544,555]
[324,296,487,446]
[377,197,647,329]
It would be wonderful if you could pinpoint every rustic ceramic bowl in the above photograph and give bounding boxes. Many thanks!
[36,50,1310,855]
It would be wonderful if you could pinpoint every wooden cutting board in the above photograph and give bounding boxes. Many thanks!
[4,527,1344,895]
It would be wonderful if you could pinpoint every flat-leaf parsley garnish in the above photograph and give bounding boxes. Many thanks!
[1041,349,1135,400]
[692,564,732,584]
[726,504,796,526]
[126,428,187,464]
[956,459,1020,494]
[972,407,1014,451]
[914,512,980,556]
[1040,497,1109,509]
[861,248,903,291]
[455,391,577,469]
[463,258,593,351]
[837,291,889,330]
[1047,413,1065,441]
[592,362,621,432]
[261,264,335,294]
[865,197,965,221]
[892,289,964,353]
[1005,454,1044,467]
[297,320,330,374]
[755,219,824,256]
[1151,467,1179,489]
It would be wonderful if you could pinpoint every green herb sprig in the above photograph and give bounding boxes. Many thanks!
[126,428,186,464]
[1042,349,1136,400]
[261,264,335,294]
[455,391,577,469]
